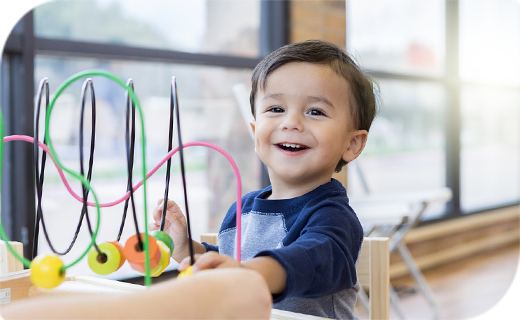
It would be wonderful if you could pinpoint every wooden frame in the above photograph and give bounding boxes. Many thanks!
[356,237,390,320]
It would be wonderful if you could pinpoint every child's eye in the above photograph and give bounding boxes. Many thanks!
[267,106,284,113]
[307,108,325,116]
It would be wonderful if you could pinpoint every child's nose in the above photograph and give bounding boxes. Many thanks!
[281,112,304,131]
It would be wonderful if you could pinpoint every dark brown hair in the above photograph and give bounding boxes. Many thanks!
[250,40,378,172]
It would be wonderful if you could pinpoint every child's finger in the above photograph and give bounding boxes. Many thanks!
[178,256,191,271]
[178,254,202,271]
[148,222,159,231]
[192,251,226,272]
[164,199,179,210]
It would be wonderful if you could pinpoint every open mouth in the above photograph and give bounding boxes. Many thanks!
[277,143,309,152]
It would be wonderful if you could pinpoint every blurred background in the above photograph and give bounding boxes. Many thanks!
[0,1,519,319]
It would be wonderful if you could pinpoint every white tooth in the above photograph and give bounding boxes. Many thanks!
[281,143,302,149]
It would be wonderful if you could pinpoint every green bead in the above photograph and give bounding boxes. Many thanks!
[88,242,121,275]
[151,230,173,257]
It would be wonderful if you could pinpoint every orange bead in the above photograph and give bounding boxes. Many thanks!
[123,233,161,273]
[109,241,126,270]
[30,254,65,289]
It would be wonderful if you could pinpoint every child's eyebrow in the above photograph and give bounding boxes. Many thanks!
[261,93,284,102]
[307,96,335,108]
[261,94,335,109]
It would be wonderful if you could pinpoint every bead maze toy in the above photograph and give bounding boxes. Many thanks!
[0,70,373,320]
[0,70,243,293]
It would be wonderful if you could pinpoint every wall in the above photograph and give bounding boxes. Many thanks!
[290,0,347,48]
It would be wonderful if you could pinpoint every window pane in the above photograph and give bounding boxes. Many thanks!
[348,79,446,219]
[460,0,520,86]
[0,0,7,33]
[34,56,259,278]
[34,0,260,57]
[461,86,520,212]
[346,0,445,76]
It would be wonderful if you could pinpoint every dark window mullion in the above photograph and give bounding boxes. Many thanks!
[1,11,36,259]
[445,0,461,216]
[34,38,262,69]
[257,0,290,188]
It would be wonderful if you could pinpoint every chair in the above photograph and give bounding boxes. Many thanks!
[351,188,451,320]
[201,234,390,320]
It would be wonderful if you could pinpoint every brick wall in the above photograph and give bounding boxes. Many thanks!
[289,0,346,47]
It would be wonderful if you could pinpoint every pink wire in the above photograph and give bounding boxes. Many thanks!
[4,135,242,262]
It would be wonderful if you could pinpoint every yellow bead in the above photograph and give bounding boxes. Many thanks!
[151,241,171,277]
[177,265,193,278]
[30,255,65,289]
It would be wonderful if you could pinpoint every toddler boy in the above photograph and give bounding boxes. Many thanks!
[150,39,378,319]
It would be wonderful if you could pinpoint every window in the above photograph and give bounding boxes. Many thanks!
[347,0,445,77]
[460,86,520,212]
[35,0,260,57]
[347,0,520,220]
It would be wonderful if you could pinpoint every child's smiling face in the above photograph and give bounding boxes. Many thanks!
[251,61,364,188]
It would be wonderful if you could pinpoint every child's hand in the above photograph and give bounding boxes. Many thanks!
[149,199,189,260]
[178,251,242,273]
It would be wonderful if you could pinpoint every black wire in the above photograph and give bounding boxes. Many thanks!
[78,79,101,254]
[35,78,101,255]
[117,79,143,251]
[33,78,49,259]
[159,78,176,232]
[172,77,194,265]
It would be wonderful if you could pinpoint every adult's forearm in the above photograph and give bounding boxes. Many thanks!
[1,269,272,319]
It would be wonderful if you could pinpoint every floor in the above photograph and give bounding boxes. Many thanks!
[356,243,519,320]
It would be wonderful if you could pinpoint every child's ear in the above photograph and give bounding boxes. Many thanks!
[342,130,368,163]
[250,121,256,136]
[250,121,257,152]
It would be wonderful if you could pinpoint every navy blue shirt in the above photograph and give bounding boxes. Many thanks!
[202,179,363,319]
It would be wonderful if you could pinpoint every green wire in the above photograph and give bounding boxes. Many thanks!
[0,70,151,286]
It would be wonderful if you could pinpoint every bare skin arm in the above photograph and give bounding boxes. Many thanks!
[180,251,287,295]
[1,269,272,319]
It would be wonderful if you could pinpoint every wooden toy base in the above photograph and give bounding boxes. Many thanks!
[0,269,145,304]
